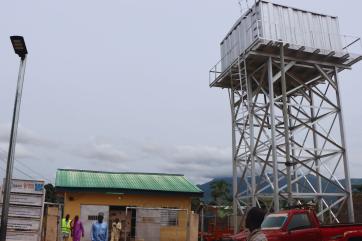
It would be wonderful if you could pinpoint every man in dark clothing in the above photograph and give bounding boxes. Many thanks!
[245,207,267,241]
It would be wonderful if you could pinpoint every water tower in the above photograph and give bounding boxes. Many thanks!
[209,0,362,227]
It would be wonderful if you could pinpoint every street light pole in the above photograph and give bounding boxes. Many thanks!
[0,36,28,241]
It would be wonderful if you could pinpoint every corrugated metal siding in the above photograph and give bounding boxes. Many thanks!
[221,5,261,70]
[55,169,203,194]
[260,1,342,51]
[220,0,343,71]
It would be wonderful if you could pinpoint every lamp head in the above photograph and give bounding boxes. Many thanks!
[10,36,28,59]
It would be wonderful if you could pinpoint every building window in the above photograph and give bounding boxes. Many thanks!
[88,215,98,221]
[160,208,178,226]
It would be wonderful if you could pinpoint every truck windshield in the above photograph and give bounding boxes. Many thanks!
[261,214,288,229]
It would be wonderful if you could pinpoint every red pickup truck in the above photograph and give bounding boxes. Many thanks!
[228,209,362,241]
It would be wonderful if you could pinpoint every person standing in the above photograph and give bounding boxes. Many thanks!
[111,218,122,241]
[245,207,267,241]
[61,214,72,241]
[91,212,108,241]
[72,215,84,241]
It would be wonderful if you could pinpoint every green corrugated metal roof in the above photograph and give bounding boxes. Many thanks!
[55,169,203,195]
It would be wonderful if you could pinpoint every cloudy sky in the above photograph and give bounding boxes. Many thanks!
[0,0,361,184]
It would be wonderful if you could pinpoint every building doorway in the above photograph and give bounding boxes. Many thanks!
[109,206,134,241]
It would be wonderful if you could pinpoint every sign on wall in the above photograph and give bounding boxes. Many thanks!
[7,218,41,231]
[0,205,42,218]
[10,179,44,195]
[9,194,43,206]
[6,232,38,241]
[1,179,45,241]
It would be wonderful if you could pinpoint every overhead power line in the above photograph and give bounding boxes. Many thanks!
[0,149,51,182]
[15,159,51,183]
[0,157,35,180]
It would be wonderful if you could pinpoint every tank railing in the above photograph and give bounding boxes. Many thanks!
[209,19,362,86]
[209,21,259,86]
[209,42,239,86]
[341,34,362,54]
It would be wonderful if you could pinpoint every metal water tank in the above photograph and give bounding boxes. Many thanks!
[220,0,344,71]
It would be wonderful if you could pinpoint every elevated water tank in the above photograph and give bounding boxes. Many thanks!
[219,0,355,71]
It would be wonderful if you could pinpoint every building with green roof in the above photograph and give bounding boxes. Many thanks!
[55,169,202,241]
[55,169,203,195]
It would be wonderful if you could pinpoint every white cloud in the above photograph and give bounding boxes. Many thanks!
[70,137,133,166]
[141,144,231,183]
[69,140,232,184]
[142,143,230,163]
[0,124,58,148]
[0,143,36,160]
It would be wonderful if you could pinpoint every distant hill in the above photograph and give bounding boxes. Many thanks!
[349,178,362,191]
[351,178,362,186]
[198,176,362,203]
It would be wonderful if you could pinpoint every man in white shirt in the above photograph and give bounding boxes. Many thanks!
[111,218,122,241]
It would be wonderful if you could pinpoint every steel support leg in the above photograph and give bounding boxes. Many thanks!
[309,90,324,222]
[287,97,299,195]
[246,76,257,207]
[267,57,280,211]
[229,89,239,233]
[334,67,354,223]
[280,44,293,206]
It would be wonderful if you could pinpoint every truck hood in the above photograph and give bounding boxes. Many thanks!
[231,229,285,241]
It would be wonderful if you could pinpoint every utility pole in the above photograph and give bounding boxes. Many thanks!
[0,36,28,241]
